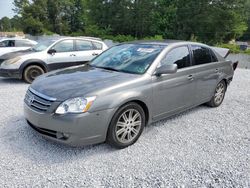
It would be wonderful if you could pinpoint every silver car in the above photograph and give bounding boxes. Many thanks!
[0,37,108,83]
[24,41,236,148]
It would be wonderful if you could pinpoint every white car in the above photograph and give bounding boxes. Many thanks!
[0,37,108,83]
[0,38,37,56]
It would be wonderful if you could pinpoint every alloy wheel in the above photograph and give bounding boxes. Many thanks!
[115,109,142,144]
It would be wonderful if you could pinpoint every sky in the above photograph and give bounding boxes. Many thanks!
[0,0,15,19]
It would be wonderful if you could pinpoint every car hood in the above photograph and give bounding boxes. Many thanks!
[0,49,37,60]
[31,65,140,101]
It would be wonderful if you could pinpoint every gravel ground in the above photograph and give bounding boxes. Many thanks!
[0,69,249,187]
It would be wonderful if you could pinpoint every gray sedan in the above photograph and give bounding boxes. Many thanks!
[24,41,235,148]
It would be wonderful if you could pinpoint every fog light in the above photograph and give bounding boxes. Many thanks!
[62,133,70,139]
[56,132,69,140]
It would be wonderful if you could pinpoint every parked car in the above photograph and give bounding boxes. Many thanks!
[24,40,236,149]
[0,37,108,83]
[0,38,37,56]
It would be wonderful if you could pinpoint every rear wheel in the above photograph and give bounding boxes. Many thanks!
[23,65,45,84]
[207,80,226,107]
[107,102,145,149]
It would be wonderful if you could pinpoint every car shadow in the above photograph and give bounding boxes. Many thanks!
[1,115,118,165]
[1,105,212,165]
[0,77,27,85]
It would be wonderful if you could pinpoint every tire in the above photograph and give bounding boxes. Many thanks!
[23,65,45,84]
[207,80,227,107]
[107,102,145,149]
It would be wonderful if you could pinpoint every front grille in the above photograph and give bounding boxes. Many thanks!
[24,88,56,112]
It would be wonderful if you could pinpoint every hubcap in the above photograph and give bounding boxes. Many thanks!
[29,68,43,80]
[115,109,142,144]
[214,82,225,105]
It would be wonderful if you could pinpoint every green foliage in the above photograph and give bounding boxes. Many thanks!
[105,35,137,43]
[143,35,164,41]
[217,44,250,54]
[2,0,249,44]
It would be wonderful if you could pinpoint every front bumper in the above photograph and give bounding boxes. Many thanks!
[0,68,21,79]
[24,103,116,146]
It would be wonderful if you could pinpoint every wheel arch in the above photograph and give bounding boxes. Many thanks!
[19,59,48,78]
[113,99,150,126]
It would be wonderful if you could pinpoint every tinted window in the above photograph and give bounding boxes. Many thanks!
[93,42,103,50]
[192,45,212,65]
[15,40,33,47]
[0,40,15,47]
[76,40,93,51]
[53,40,74,52]
[210,50,218,62]
[161,46,191,69]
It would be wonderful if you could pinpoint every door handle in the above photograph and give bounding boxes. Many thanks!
[215,68,219,73]
[188,75,194,81]
[92,52,99,56]
[70,54,76,57]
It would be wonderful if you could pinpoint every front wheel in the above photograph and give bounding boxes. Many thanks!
[207,80,227,107]
[107,102,145,149]
[23,65,45,84]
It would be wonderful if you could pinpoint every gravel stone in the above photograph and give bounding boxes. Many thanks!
[0,69,249,187]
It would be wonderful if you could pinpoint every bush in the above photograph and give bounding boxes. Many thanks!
[143,35,164,41]
[104,35,137,42]
[217,44,250,55]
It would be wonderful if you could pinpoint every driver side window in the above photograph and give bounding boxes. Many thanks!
[161,46,191,69]
[52,40,74,53]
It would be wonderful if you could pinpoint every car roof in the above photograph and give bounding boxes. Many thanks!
[55,37,104,43]
[0,38,32,41]
[126,40,210,48]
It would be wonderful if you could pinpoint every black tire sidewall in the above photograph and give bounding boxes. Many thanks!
[107,102,145,149]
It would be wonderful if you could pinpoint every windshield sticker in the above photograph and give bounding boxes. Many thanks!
[137,48,155,53]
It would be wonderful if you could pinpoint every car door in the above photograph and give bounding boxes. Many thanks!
[74,39,103,65]
[152,46,197,120]
[47,39,77,70]
[190,45,221,103]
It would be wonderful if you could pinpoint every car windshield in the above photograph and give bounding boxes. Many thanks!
[32,40,56,52]
[90,44,165,74]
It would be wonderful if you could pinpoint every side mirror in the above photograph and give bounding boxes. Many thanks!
[48,49,56,55]
[155,64,178,76]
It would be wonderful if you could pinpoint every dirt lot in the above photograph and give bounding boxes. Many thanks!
[0,69,249,187]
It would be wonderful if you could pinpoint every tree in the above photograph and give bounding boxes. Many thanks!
[0,17,12,31]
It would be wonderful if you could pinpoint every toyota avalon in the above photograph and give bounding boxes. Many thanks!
[24,41,236,148]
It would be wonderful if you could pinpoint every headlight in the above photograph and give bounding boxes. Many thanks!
[55,96,96,114]
[3,57,21,65]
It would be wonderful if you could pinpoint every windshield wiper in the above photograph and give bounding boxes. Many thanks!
[94,66,120,72]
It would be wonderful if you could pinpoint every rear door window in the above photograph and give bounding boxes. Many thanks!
[210,50,218,62]
[75,40,94,51]
[192,45,213,65]
[161,46,191,69]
